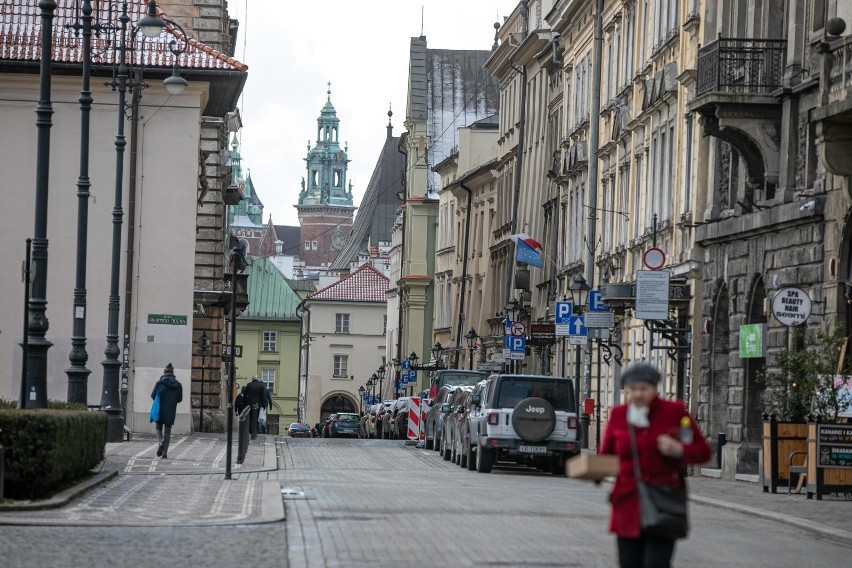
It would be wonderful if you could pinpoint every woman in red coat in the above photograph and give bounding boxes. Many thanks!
[600,363,711,568]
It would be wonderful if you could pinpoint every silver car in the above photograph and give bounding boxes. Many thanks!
[440,387,472,461]
[455,380,488,470]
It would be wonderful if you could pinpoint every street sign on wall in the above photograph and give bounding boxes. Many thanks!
[635,270,670,320]
[222,345,243,358]
[739,324,766,359]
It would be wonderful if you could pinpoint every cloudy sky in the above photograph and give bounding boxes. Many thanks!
[232,0,518,226]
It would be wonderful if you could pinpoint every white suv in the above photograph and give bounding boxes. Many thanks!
[472,374,579,474]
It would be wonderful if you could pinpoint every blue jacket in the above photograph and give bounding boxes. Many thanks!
[151,373,183,426]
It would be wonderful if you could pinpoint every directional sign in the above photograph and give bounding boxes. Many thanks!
[555,301,573,336]
[510,321,527,337]
[568,315,587,336]
[402,360,410,370]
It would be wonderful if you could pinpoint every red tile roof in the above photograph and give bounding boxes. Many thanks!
[0,0,247,72]
[308,264,389,303]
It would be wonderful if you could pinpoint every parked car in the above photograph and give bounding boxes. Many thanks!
[424,385,457,450]
[391,397,412,440]
[365,404,380,438]
[287,422,313,438]
[376,401,394,439]
[320,414,338,438]
[429,369,487,399]
[359,411,370,438]
[328,413,360,438]
[472,374,579,474]
[448,390,473,464]
[456,380,488,470]
[440,387,473,461]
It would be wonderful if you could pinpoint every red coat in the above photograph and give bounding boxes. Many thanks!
[600,397,711,538]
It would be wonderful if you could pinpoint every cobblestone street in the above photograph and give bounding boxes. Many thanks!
[1,437,851,567]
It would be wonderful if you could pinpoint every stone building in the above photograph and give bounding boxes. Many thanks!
[690,0,852,476]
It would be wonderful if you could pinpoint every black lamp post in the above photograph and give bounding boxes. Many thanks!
[358,385,365,414]
[464,328,478,370]
[66,0,98,404]
[376,364,386,400]
[568,273,590,448]
[197,331,210,432]
[22,0,59,410]
[99,0,191,443]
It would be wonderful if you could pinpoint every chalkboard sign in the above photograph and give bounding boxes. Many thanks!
[817,424,852,468]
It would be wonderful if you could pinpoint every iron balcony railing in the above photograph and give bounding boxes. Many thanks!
[697,37,786,96]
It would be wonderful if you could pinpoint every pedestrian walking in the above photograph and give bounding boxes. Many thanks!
[151,363,183,460]
[258,385,273,434]
[599,363,711,568]
[235,386,247,415]
[242,376,267,440]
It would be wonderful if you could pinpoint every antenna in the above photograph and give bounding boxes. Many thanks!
[420,5,424,37]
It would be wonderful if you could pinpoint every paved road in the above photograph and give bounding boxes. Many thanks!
[1,438,850,567]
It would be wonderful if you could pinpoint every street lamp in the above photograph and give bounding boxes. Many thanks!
[197,331,210,432]
[376,364,386,401]
[136,1,189,95]
[65,0,98,405]
[567,272,590,448]
[100,0,192,442]
[431,342,444,364]
[358,385,365,414]
[22,0,59,409]
[464,328,479,370]
[504,298,520,322]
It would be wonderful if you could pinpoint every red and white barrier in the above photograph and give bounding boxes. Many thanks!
[407,397,421,440]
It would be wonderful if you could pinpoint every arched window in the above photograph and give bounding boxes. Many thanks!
[334,171,341,187]
[333,127,338,142]
[311,170,318,187]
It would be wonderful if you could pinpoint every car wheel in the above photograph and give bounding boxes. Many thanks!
[459,440,467,468]
[425,435,434,450]
[551,457,566,476]
[466,442,476,471]
[476,443,493,473]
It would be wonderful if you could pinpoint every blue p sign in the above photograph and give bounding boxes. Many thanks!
[589,290,606,312]
[555,301,573,323]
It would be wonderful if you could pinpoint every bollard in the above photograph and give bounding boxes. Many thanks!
[717,432,727,470]
[1,427,4,499]
[236,407,250,464]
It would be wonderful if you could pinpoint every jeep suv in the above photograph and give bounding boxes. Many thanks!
[472,374,579,474]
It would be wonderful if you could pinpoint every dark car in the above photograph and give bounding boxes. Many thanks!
[329,413,360,438]
[429,369,487,399]
[320,414,338,438]
[287,422,313,438]
[424,385,457,450]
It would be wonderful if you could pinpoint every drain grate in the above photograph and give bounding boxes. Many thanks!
[280,487,307,499]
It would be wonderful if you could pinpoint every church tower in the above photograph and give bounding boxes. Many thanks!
[296,84,356,267]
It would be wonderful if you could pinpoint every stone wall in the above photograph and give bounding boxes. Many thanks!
[157,0,236,55]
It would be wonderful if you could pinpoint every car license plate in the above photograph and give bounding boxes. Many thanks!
[518,445,546,454]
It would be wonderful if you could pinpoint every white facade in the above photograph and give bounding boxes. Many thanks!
[0,75,207,434]
[302,300,387,422]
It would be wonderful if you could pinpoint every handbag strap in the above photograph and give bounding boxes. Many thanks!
[628,421,643,482]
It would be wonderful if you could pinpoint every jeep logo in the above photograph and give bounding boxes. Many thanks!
[525,405,545,414]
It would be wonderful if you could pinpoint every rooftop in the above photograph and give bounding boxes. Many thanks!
[0,0,247,72]
[307,263,389,303]
[239,257,302,321]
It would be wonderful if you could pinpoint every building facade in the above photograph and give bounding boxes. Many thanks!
[301,264,389,422]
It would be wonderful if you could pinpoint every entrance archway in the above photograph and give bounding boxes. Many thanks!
[710,284,731,460]
[742,276,768,473]
[320,393,357,422]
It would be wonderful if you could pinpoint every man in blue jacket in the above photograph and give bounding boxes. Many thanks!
[151,363,183,459]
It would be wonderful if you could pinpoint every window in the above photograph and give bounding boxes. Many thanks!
[383,314,388,335]
[261,369,275,394]
[304,241,310,250]
[634,154,643,239]
[333,355,349,378]
[334,170,341,187]
[311,170,318,187]
[335,313,350,334]
[262,331,278,352]
[311,241,318,250]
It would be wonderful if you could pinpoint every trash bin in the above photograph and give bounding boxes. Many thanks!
[237,407,250,464]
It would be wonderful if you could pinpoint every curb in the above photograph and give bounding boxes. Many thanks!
[689,494,852,543]
[0,470,118,512]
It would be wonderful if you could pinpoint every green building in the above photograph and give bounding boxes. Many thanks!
[236,257,303,430]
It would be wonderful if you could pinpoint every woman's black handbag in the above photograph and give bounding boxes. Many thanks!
[628,423,689,540]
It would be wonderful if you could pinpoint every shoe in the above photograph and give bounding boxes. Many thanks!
[162,453,167,459]
[157,444,164,457]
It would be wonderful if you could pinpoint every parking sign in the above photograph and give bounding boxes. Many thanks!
[556,301,573,336]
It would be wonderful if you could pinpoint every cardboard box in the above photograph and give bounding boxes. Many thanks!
[566,454,620,480]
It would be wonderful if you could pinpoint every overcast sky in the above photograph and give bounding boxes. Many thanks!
[232,0,518,227]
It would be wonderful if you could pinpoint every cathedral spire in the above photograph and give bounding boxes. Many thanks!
[299,87,352,207]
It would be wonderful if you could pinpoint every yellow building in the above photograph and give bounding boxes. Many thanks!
[234,258,303,431]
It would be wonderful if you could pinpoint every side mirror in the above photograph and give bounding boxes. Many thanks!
[471,394,481,405]
[441,404,451,412]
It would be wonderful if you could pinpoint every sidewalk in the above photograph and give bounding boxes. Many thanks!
[0,433,284,527]
[687,475,852,541]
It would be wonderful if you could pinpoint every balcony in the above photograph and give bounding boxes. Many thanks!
[690,36,787,190]
[696,37,786,96]
[813,28,852,177]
